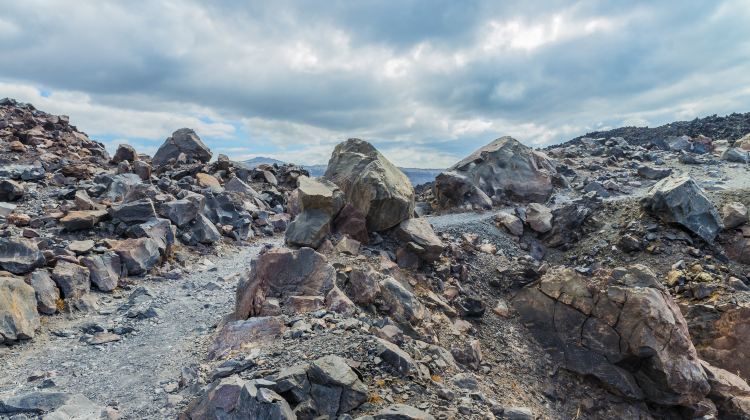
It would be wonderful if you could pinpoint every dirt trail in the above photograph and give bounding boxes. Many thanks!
[0,238,280,420]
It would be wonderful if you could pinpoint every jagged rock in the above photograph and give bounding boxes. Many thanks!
[307,355,369,416]
[542,193,601,248]
[726,228,750,264]
[235,247,335,319]
[74,189,96,210]
[0,238,46,274]
[51,261,90,300]
[133,160,152,181]
[225,177,259,197]
[111,144,138,164]
[641,175,722,242]
[60,209,108,231]
[0,179,24,201]
[286,176,346,248]
[0,277,40,343]
[434,136,557,209]
[348,267,380,305]
[81,252,121,292]
[513,265,709,407]
[235,381,295,420]
[701,360,750,419]
[30,270,60,315]
[722,147,750,163]
[334,236,360,256]
[112,198,157,224]
[99,173,142,201]
[186,214,222,244]
[737,133,750,150]
[159,199,201,227]
[332,203,369,243]
[525,203,553,233]
[152,128,212,168]
[0,392,107,418]
[286,211,332,249]
[379,276,425,325]
[376,338,419,376]
[723,202,748,229]
[394,218,444,262]
[111,238,161,276]
[495,212,524,236]
[637,165,672,180]
[128,218,175,255]
[324,138,414,231]
[373,404,435,420]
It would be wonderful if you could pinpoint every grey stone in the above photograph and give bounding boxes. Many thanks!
[50,261,90,300]
[0,238,46,274]
[29,271,60,315]
[0,277,40,343]
[111,198,156,224]
[80,253,121,292]
[152,128,212,168]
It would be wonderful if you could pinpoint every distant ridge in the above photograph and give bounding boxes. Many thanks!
[241,157,443,186]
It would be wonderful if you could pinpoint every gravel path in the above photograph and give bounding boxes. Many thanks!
[0,238,280,419]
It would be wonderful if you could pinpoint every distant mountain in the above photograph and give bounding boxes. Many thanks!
[241,156,288,167]
[242,157,443,186]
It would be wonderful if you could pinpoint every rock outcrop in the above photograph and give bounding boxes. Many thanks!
[434,136,557,209]
[513,265,709,407]
[235,247,336,319]
[324,139,414,232]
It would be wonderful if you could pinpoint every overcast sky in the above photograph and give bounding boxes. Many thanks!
[1,1,749,168]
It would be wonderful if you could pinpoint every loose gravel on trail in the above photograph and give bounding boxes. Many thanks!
[0,239,280,420]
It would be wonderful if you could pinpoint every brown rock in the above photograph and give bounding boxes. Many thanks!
[0,277,40,343]
[60,210,108,231]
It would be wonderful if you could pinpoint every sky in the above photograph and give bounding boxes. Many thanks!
[1,1,750,168]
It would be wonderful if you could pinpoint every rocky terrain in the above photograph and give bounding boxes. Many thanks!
[1,98,750,420]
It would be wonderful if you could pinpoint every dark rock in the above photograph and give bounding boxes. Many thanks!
[30,270,60,315]
[112,198,157,224]
[641,175,722,242]
[80,253,122,292]
[111,238,161,276]
[434,136,557,209]
[111,144,138,164]
[0,238,46,274]
[50,261,90,300]
[152,128,212,168]
[0,179,24,201]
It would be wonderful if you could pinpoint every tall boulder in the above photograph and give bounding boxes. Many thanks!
[324,139,414,232]
[235,247,335,319]
[152,128,212,168]
[434,136,557,209]
[640,175,722,242]
[513,265,709,407]
[0,277,41,343]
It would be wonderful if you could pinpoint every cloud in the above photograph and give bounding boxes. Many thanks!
[0,0,749,167]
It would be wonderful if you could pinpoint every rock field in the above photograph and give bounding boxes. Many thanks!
[1,98,750,419]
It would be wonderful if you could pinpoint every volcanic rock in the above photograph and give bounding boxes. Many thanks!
[60,209,108,231]
[641,175,722,242]
[434,136,557,209]
[51,261,90,300]
[152,128,212,168]
[394,218,444,263]
[0,238,46,274]
[0,277,40,343]
[0,179,24,201]
[29,270,60,315]
[324,139,414,232]
[513,265,709,407]
[111,238,161,276]
[722,202,748,229]
[235,247,335,319]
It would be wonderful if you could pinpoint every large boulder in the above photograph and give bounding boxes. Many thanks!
[235,247,335,319]
[394,218,444,262]
[0,238,46,274]
[513,265,709,407]
[0,277,40,343]
[434,137,557,209]
[324,139,414,232]
[722,148,750,163]
[641,175,722,242]
[159,199,202,227]
[152,128,212,168]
